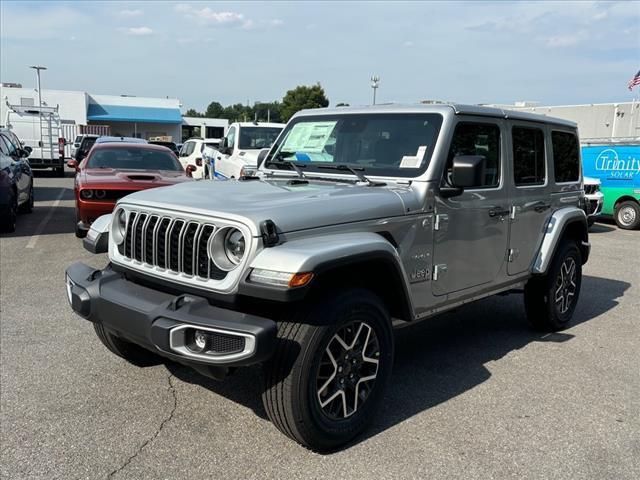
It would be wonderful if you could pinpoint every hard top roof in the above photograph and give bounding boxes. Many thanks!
[294,103,577,128]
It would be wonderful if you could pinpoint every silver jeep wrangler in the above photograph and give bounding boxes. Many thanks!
[66,104,590,451]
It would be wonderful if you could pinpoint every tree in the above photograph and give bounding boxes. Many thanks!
[205,101,224,118]
[280,83,329,122]
[254,101,282,123]
[184,108,203,117]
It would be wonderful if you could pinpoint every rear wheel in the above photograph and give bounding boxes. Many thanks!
[614,201,640,230]
[93,324,160,366]
[75,211,87,238]
[524,241,582,331]
[262,288,394,451]
[1,189,17,233]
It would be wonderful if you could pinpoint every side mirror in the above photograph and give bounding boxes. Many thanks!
[17,148,29,158]
[185,164,197,177]
[440,155,486,198]
[257,148,269,167]
[24,146,33,155]
[67,159,79,170]
[218,138,231,155]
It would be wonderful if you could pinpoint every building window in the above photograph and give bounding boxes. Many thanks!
[552,131,580,183]
[512,126,546,186]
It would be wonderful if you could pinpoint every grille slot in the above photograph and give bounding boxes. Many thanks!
[119,211,227,281]
[209,332,245,354]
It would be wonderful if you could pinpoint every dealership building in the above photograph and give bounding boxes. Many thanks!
[0,84,227,143]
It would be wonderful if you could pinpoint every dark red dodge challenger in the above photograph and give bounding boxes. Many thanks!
[69,142,194,238]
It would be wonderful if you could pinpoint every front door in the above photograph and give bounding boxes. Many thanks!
[432,119,510,296]
[507,123,554,275]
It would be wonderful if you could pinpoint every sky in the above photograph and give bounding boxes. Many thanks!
[1,1,639,112]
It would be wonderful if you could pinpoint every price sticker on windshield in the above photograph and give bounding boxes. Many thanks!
[400,146,427,168]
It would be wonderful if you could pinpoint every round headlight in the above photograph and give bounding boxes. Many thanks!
[224,229,246,265]
[209,227,246,271]
[112,209,127,245]
[80,189,93,199]
[94,189,106,200]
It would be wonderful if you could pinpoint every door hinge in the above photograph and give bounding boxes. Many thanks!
[434,214,449,231]
[433,264,447,281]
[507,248,519,262]
[510,205,520,221]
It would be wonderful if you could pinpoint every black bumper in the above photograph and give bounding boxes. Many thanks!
[65,262,277,367]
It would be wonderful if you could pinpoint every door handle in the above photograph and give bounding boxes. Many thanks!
[488,208,510,217]
[533,202,551,213]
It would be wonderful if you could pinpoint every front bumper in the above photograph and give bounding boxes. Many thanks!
[585,192,604,217]
[65,262,277,367]
[77,198,116,227]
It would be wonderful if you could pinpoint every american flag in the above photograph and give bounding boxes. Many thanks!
[628,70,640,91]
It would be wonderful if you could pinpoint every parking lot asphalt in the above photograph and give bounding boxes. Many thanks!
[1,173,638,480]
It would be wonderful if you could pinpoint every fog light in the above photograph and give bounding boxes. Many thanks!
[193,330,208,351]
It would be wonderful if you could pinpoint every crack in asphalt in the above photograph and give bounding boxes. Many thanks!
[107,373,178,479]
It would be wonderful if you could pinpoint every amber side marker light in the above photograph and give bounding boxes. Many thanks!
[289,272,314,288]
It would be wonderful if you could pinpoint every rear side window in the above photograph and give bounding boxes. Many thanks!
[512,126,546,186]
[446,122,501,188]
[552,131,580,183]
[184,142,195,156]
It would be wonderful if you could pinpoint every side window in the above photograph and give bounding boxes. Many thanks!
[184,141,195,156]
[1,134,18,156]
[552,131,580,183]
[446,122,501,188]
[226,127,236,151]
[512,126,546,186]
[0,135,11,155]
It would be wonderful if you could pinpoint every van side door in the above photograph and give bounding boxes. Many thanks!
[507,122,553,275]
[432,118,509,296]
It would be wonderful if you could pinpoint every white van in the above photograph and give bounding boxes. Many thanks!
[4,103,65,176]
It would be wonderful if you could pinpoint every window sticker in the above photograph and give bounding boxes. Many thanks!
[400,145,428,168]
[281,121,337,153]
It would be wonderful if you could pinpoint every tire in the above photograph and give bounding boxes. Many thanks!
[54,166,65,177]
[262,288,394,452]
[1,189,17,233]
[75,211,87,238]
[18,180,34,214]
[614,201,640,230]
[524,241,582,331]
[93,323,160,366]
[204,166,210,179]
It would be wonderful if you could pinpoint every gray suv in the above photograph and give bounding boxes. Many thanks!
[66,104,590,451]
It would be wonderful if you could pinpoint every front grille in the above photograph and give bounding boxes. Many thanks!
[119,211,227,281]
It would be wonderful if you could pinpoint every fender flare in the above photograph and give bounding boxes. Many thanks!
[532,207,589,274]
[240,232,414,317]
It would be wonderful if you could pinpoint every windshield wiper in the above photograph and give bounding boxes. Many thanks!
[265,154,307,179]
[317,164,385,186]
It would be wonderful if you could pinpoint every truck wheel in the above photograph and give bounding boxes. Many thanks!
[93,323,160,366]
[614,201,640,230]
[524,241,582,331]
[1,189,17,233]
[262,288,394,451]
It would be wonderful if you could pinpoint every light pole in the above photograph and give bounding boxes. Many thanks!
[370,75,380,105]
[30,65,47,148]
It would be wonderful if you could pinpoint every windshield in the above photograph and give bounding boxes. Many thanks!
[238,127,283,150]
[265,113,443,178]
[87,148,184,171]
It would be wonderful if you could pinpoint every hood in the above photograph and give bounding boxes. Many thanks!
[120,177,421,234]
[81,168,191,187]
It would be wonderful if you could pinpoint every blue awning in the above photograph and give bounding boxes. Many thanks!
[87,104,182,124]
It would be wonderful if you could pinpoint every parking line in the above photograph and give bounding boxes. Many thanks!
[25,188,66,249]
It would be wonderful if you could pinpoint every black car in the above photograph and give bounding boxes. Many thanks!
[149,140,179,155]
[75,134,99,162]
[0,129,34,232]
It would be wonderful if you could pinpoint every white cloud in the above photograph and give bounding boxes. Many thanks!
[174,3,282,29]
[403,40,414,47]
[592,11,608,21]
[546,34,581,48]
[122,26,154,36]
[119,9,143,17]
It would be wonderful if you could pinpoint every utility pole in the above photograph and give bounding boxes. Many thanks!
[30,65,47,148]
[370,75,380,105]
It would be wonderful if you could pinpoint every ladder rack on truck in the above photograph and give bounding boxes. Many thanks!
[4,101,65,176]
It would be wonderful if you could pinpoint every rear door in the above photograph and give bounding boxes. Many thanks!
[507,122,554,275]
[432,118,510,296]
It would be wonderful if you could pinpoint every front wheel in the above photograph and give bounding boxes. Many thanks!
[262,289,394,451]
[18,180,34,214]
[614,201,640,230]
[1,189,17,233]
[524,240,582,331]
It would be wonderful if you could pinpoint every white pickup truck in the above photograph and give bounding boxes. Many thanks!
[212,122,284,179]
